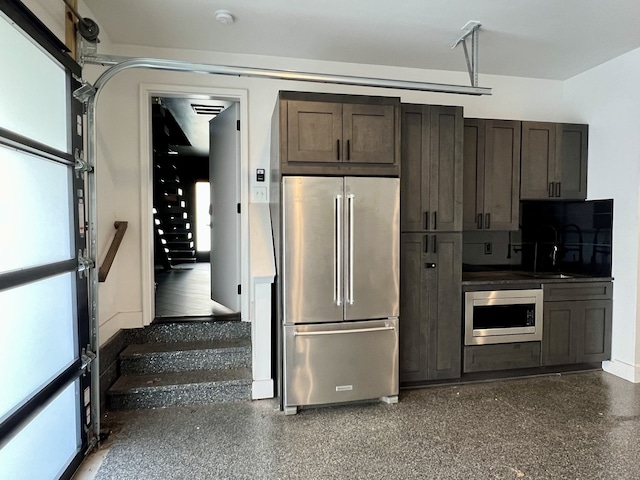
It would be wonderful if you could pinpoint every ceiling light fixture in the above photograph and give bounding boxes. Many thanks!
[215,10,235,25]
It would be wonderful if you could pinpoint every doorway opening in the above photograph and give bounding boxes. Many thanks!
[150,94,240,320]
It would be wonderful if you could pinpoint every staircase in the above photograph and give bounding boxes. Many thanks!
[107,321,252,410]
[153,161,197,267]
[152,97,197,268]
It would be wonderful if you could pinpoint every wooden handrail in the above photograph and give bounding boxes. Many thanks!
[98,221,128,282]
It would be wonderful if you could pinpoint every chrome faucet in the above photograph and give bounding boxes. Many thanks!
[551,244,558,267]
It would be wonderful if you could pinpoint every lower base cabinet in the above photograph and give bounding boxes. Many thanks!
[541,282,613,366]
[400,233,462,383]
[464,342,541,373]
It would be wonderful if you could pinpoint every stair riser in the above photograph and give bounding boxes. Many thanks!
[120,349,251,375]
[108,381,251,410]
[129,322,251,344]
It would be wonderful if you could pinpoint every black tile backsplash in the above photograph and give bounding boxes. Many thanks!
[463,199,613,277]
[520,199,612,276]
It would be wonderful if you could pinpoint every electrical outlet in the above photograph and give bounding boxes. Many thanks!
[484,242,492,255]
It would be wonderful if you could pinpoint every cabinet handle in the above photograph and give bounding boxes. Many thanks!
[485,213,490,229]
[549,182,554,197]
[347,140,351,161]
[424,235,429,253]
[432,235,437,254]
[424,263,437,269]
[433,212,437,231]
[477,213,483,230]
[555,182,561,197]
[425,211,429,230]
[337,139,340,161]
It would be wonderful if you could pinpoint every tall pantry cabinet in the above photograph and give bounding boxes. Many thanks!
[400,104,463,383]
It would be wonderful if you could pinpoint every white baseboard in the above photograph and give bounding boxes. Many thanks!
[602,359,640,383]
[252,379,275,399]
[98,311,143,347]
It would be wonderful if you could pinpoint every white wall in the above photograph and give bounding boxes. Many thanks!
[564,47,640,382]
[17,1,640,384]
[82,43,574,347]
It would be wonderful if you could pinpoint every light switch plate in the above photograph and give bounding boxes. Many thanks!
[251,186,267,202]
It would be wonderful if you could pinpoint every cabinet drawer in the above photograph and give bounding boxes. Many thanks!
[463,342,541,373]
[284,319,398,408]
[543,282,612,301]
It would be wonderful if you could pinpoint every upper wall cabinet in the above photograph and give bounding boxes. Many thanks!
[463,119,521,231]
[276,91,400,176]
[520,122,588,200]
[400,104,463,232]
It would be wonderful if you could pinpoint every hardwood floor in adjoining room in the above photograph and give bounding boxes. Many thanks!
[154,262,237,318]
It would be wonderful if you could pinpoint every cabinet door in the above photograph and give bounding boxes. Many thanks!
[483,120,521,230]
[542,302,576,366]
[427,232,462,380]
[399,232,462,383]
[576,299,612,363]
[542,299,612,366]
[556,123,588,200]
[286,101,342,163]
[521,122,557,199]
[343,103,396,164]
[401,105,430,232]
[463,119,485,231]
[399,233,430,383]
[429,106,463,232]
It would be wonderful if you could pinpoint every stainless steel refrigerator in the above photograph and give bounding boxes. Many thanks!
[280,176,400,414]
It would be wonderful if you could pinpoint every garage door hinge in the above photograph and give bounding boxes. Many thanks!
[81,347,97,372]
[77,249,95,278]
[73,81,97,103]
[75,149,93,177]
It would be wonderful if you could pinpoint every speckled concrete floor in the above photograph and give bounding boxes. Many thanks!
[90,371,640,480]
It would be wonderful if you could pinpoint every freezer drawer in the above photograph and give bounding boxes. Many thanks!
[284,318,399,408]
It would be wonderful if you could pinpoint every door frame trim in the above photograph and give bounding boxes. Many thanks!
[139,83,249,325]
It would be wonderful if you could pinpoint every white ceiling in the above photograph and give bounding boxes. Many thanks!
[83,0,640,81]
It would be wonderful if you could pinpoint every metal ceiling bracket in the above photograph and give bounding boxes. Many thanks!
[73,81,96,103]
[451,21,482,88]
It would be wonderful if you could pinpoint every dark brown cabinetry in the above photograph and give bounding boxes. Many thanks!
[399,103,463,384]
[542,282,612,366]
[276,91,400,176]
[520,122,588,200]
[400,232,462,383]
[463,119,521,231]
[401,104,463,232]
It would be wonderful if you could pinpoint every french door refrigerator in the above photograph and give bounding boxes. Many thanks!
[281,176,399,414]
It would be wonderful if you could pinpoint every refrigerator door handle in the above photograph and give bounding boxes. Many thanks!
[293,325,396,336]
[335,194,343,306]
[347,193,355,305]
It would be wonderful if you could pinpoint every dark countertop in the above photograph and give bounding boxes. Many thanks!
[462,270,613,286]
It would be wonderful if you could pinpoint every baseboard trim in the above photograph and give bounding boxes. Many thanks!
[602,359,640,383]
[99,311,143,347]
[252,379,275,400]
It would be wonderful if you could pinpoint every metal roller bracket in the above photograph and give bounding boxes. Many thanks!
[73,81,96,103]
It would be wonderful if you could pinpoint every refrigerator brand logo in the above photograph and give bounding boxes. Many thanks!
[336,385,353,392]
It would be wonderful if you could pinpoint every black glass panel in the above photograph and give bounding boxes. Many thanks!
[520,199,613,277]
[473,304,536,329]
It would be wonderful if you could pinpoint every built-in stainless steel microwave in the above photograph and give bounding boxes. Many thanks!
[464,289,543,345]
